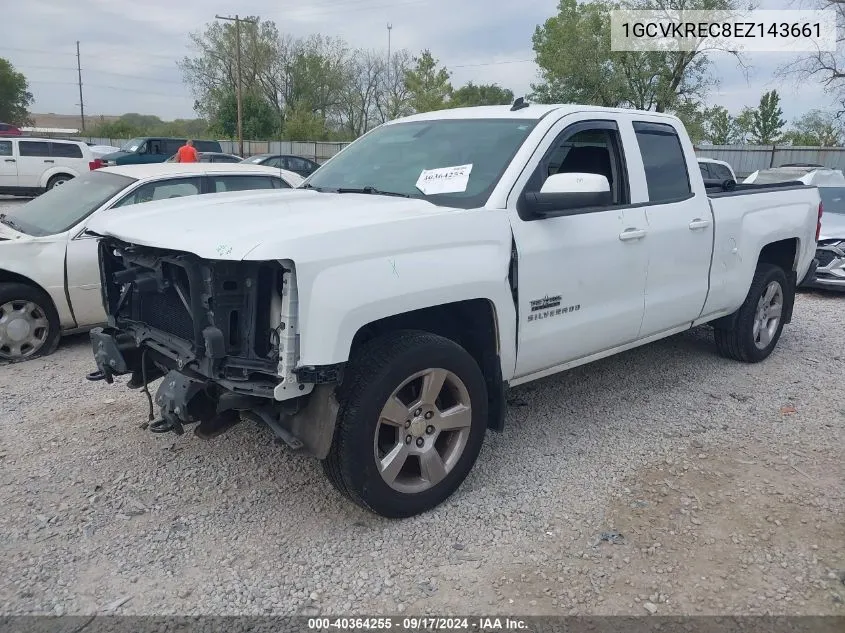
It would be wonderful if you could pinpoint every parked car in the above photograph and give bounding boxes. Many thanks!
[99,138,223,166]
[0,137,96,196]
[745,166,844,291]
[697,157,737,190]
[165,151,243,164]
[0,163,303,361]
[241,154,321,177]
[89,144,121,159]
[86,103,819,518]
[0,123,22,136]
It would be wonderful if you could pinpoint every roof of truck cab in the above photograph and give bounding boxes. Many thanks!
[389,104,682,123]
[98,163,297,180]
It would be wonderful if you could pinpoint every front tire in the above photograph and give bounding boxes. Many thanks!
[0,283,61,362]
[714,263,789,363]
[322,330,489,518]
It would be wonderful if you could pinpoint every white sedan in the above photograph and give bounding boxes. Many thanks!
[0,163,302,361]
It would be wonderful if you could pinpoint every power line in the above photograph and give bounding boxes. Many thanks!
[27,80,189,99]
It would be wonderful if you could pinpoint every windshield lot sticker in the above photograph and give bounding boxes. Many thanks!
[415,164,473,195]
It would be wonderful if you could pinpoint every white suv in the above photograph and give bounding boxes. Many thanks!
[0,137,94,196]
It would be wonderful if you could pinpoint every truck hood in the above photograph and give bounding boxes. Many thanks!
[819,212,845,241]
[87,189,461,260]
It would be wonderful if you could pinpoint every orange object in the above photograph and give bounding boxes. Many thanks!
[176,144,199,163]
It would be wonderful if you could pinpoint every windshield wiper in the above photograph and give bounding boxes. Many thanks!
[299,183,323,191]
[335,186,411,198]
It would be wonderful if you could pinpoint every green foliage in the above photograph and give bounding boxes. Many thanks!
[749,90,786,144]
[448,82,514,108]
[531,0,728,112]
[0,58,34,125]
[706,106,742,144]
[404,50,452,113]
[86,113,213,139]
[282,102,329,141]
[210,91,279,139]
[782,110,843,146]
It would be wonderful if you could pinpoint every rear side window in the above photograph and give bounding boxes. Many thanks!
[212,175,278,193]
[50,142,83,158]
[113,177,202,207]
[698,163,711,179]
[633,122,691,202]
[161,140,183,155]
[19,141,51,157]
[711,163,733,181]
[0,141,11,156]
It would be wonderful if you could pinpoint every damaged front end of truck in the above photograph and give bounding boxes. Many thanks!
[86,238,341,457]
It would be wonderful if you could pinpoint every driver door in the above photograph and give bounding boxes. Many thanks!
[508,117,650,378]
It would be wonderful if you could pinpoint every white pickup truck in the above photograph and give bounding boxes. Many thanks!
[86,104,821,518]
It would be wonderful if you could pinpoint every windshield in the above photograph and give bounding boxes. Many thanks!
[3,171,135,236]
[820,187,845,214]
[120,137,146,153]
[306,119,538,208]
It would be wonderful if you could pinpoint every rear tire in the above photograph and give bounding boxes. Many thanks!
[714,263,789,363]
[0,283,61,362]
[47,174,73,190]
[322,330,488,518]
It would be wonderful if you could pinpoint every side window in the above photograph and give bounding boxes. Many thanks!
[50,142,83,158]
[0,141,11,157]
[712,164,733,181]
[633,122,692,202]
[164,140,184,155]
[699,163,711,179]
[524,123,629,209]
[271,176,291,189]
[266,157,283,168]
[19,141,51,157]
[147,140,164,155]
[113,177,202,207]
[212,175,277,193]
[288,157,309,171]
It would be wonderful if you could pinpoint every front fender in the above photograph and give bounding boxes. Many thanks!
[0,239,75,328]
[296,241,517,380]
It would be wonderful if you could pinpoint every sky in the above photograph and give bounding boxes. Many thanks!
[2,0,841,123]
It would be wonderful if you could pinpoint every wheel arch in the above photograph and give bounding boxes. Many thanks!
[0,269,72,328]
[348,299,507,432]
[757,238,798,324]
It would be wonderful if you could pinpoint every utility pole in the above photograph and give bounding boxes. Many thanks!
[215,14,256,157]
[386,23,392,121]
[76,41,85,132]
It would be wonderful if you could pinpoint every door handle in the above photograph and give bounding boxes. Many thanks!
[619,228,647,241]
[4,158,14,163]
[689,218,711,230]
[43,159,55,163]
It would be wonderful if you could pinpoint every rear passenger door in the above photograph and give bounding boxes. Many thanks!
[16,140,52,188]
[49,141,85,172]
[0,140,16,188]
[634,122,714,337]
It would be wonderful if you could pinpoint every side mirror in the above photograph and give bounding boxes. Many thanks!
[524,172,612,218]
[722,179,736,191]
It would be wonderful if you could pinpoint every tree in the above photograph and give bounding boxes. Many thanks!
[531,0,736,112]
[783,110,844,146]
[670,101,711,144]
[376,49,414,122]
[749,90,786,144]
[0,58,34,125]
[448,82,514,108]
[211,91,278,139]
[404,50,452,113]
[777,1,845,114]
[706,106,741,144]
[734,107,755,143]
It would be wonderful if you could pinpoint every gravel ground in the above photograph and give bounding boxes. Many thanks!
[0,253,843,616]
